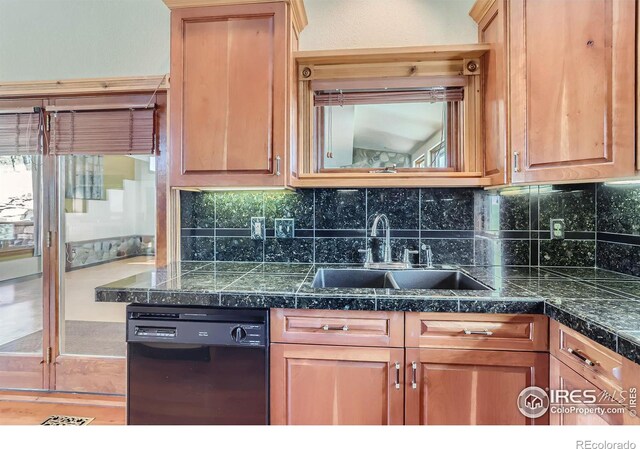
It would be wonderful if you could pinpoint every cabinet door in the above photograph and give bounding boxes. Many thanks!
[510,0,635,183]
[170,3,287,187]
[405,348,549,425]
[270,344,404,425]
[478,0,508,185]
[550,356,623,425]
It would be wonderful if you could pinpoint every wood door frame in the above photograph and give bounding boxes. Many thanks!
[47,91,167,394]
[0,79,168,394]
[0,98,49,390]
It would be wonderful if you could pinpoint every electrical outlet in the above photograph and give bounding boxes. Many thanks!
[274,218,295,239]
[250,217,265,240]
[550,219,565,240]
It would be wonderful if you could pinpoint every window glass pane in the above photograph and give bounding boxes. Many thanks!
[0,155,43,354]
[59,155,156,357]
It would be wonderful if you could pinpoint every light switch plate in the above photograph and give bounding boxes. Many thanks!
[275,218,295,239]
[550,218,565,240]
[250,217,265,240]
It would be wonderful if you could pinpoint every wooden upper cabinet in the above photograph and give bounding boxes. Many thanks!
[474,0,508,185]
[509,0,636,183]
[168,1,305,187]
[472,0,636,184]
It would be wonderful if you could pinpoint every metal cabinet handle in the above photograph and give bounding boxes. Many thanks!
[322,324,348,331]
[395,362,401,390]
[513,151,520,173]
[275,156,281,176]
[411,361,417,389]
[463,329,493,336]
[567,347,597,367]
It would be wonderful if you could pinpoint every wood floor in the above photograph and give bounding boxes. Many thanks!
[0,391,125,425]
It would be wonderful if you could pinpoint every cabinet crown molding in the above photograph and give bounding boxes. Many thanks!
[469,0,497,23]
[162,0,308,32]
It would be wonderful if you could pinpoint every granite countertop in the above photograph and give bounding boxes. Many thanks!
[96,262,640,364]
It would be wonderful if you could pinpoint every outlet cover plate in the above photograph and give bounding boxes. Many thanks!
[251,217,265,240]
[550,218,565,240]
[275,218,295,239]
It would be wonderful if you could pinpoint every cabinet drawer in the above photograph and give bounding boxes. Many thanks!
[550,321,623,396]
[270,309,404,347]
[405,313,548,351]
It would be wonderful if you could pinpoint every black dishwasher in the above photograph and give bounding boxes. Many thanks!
[126,304,268,425]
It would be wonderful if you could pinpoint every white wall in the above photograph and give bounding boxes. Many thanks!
[0,0,170,82]
[0,0,476,82]
[299,0,478,50]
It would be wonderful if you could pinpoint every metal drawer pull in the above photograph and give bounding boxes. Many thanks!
[275,156,281,176]
[411,362,417,389]
[567,348,596,367]
[322,324,349,331]
[463,329,493,336]
[395,362,401,390]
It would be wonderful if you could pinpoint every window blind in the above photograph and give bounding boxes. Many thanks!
[49,105,156,155]
[314,87,464,107]
[0,109,41,155]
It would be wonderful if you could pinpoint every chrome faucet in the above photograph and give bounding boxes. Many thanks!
[370,213,392,263]
[356,213,418,269]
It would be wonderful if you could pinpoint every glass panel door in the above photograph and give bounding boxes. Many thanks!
[0,153,46,389]
[54,154,156,393]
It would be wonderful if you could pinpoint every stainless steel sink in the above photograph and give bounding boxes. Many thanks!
[389,270,491,290]
[311,269,398,288]
[311,269,491,290]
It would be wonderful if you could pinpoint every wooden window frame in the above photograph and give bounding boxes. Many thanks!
[292,45,489,188]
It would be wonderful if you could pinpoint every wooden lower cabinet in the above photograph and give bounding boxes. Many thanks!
[405,348,549,425]
[550,356,624,425]
[270,343,404,425]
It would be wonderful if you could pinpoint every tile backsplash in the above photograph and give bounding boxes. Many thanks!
[179,183,640,276]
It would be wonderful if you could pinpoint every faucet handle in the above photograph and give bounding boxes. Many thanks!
[358,248,373,265]
[422,244,434,268]
[403,249,419,268]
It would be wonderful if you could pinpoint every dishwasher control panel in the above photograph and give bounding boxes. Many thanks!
[127,319,267,347]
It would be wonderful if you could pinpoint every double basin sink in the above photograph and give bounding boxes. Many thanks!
[311,269,491,291]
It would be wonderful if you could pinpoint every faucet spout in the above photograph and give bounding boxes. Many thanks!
[370,213,392,263]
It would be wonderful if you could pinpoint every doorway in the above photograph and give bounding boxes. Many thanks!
[0,93,164,394]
